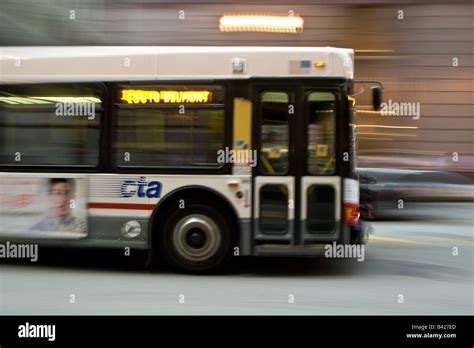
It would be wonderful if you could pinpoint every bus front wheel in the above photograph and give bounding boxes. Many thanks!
[157,201,234,274]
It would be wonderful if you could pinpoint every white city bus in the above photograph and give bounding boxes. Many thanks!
[0,47,371,273]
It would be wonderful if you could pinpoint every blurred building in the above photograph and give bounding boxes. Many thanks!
[0,0,472,172]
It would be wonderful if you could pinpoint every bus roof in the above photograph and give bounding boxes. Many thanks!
[0,46,354,84]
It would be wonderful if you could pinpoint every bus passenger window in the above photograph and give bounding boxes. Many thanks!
[114,108,225,168]
[306,92,336,175]
[0,84,102,167]
[113,84,225,169]
[260,91,289,175]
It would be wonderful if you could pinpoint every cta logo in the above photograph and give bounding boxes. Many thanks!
[121,177,162,198]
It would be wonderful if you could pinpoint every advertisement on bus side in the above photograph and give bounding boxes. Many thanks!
[0,175,88,238]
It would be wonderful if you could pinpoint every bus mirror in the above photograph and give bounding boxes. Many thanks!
[372,86,383,111]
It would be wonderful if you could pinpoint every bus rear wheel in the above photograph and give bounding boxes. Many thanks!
[157,201,234,274]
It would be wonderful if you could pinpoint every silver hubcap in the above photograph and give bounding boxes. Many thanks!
[173,214,221,262]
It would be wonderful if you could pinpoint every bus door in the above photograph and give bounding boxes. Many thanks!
[252,84,342,250]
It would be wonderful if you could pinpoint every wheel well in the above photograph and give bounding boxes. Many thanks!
[149,186,240,248]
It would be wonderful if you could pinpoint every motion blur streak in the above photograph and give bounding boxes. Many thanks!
[0,0,472,173]
[0,0,472,315]
[0,203,472,314]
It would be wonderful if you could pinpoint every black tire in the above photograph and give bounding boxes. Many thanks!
[157,200,235,274]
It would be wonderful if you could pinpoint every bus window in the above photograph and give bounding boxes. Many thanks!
[260,91,289,175]
[113,84,225,168]
[307,184,336,233]
[259,184,289,235]
[306,92,336,175]
[0,84,102,166]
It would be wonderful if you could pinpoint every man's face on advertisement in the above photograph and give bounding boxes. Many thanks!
[48,182,73,218]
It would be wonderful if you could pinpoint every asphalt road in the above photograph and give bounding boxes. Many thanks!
[0,203,472,315]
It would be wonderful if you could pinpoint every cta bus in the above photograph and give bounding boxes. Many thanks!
[0,47,376,273]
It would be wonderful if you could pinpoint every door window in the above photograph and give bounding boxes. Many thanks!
[260,91,289,175]
[306,92,336,175]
